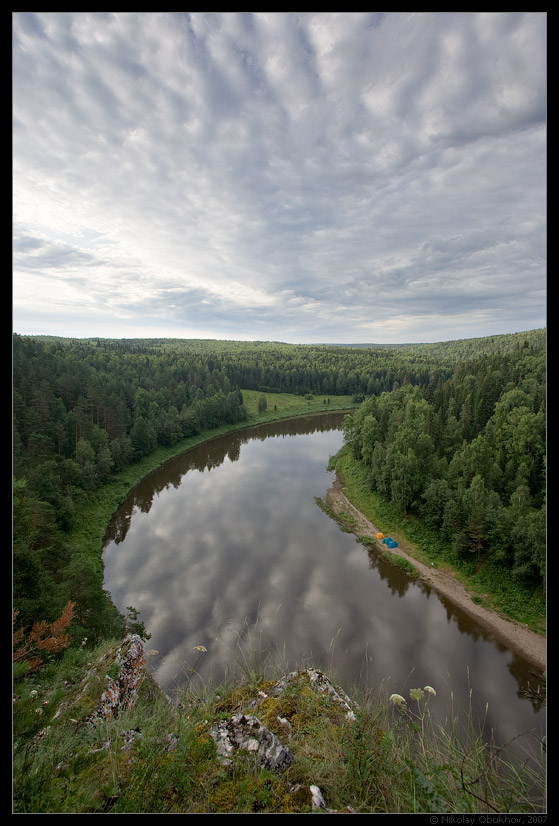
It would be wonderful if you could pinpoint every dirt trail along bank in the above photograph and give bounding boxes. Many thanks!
[326,479,546,673]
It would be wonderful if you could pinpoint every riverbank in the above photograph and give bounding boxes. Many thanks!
[325,477,546,673]
[69,395,357,570]
[70,396,544,673]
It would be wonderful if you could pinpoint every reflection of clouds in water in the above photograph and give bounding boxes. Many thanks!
[106,428,352,686]
[103,419,544,750]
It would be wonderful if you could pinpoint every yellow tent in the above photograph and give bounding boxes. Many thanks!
[376,533,385,540]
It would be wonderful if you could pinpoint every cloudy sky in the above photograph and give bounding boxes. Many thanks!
[13,12,546,344]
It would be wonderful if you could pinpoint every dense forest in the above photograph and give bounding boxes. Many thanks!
[13,330,545,645]
[342,341,546,587]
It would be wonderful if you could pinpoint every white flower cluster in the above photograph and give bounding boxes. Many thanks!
[389,685,437,705]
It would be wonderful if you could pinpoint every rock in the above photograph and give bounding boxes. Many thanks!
[53,634,147,725]
[120,727,144,752]
[86,635,146,723]
[310,784,327,810]
[209,713,295,773]
[270,668,358,721]
[292,784,356,814]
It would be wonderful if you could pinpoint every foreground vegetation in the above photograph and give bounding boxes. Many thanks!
[13,330,546,812]
[13,636,545,814]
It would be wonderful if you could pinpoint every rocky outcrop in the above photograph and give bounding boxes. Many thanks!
[269,668,358,720]
[53,634,147,725]
[44,641,360,812]
[86,635,146,723]
[209,713,295,772]
[208,669,358,778]
[207,669,359,811]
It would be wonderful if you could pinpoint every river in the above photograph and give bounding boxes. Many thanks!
[102,412,545,755]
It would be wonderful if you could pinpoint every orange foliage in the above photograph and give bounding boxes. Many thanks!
[13,601,75,673]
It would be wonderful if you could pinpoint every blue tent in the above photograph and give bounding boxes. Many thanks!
[382,537,398,548]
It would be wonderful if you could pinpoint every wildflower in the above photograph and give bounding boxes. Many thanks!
[193,645,207,653]
[29,690,38,699]
[424,685,437,696]
[410,688,425,702]
[147,649,159,657]
[389,693,406,705]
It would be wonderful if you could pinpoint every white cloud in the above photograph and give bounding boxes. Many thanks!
[13,11,546,343]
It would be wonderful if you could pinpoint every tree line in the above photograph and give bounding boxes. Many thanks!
[13,330,545,642]
[342,338,545,588]
[13,334,249,639]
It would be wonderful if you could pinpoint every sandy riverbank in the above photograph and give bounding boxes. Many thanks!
[326,479,546,673]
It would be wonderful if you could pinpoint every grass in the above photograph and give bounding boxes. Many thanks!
[314,496,359,534]
[13,641,546,814]
[239,389,356,420]
[380,551,420,578]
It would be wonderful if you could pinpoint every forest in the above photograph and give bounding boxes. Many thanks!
[342,343,546,586]
[13,329,546,646]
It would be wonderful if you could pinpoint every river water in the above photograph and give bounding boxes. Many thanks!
[102,412,545,754]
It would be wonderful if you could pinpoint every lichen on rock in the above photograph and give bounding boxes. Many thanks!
[269,668,358,721]
[86,635,146,723]
[209,712,295,772]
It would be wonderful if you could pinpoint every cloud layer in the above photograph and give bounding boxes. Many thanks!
[13,12,546,343]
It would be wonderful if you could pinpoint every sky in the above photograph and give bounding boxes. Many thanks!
[13,12,546,344]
